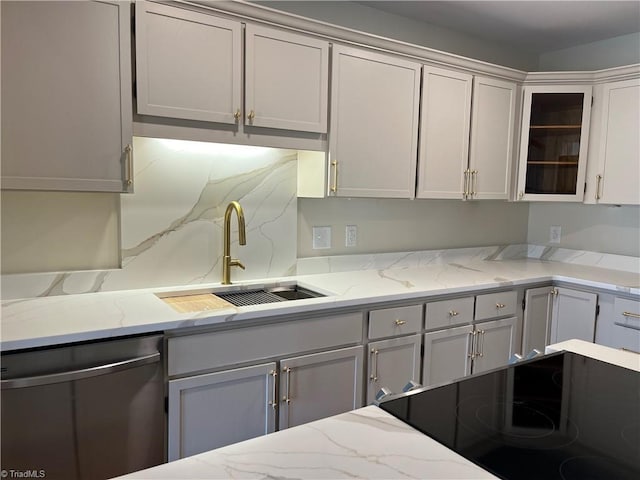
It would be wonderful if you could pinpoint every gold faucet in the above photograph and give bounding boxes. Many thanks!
[222,201,246,285]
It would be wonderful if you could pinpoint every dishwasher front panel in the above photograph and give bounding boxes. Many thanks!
[1,334,165,480]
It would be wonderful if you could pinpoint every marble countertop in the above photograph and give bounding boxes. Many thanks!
[112,340,638,480]
[114,405,498,480]
[2,258,639,351]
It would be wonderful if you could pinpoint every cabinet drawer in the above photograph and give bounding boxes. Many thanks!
[613,297,640,332]
[425,297,474,329]
[168,312,363,376]
[475,291,518,321]
[368,304,422,339]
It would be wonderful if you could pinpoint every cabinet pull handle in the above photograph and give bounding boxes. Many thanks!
[471,170,478,197]
[595,174,603,200]
[247,110,255,122]
[282,367,291,404]
[233,109,241,121]
[463,169,470,199]
[518,191,524,200]
[124,144,133,187]
[394,319,406,326]
[370,348,379,382]
[330,160,338,193]
[449,310,459,317]
[477,330,485,357]
[467,331,476,358]
[622,311,640,319]
[269,370,278,409]
[496,303,506,309]
[549,288,558,297]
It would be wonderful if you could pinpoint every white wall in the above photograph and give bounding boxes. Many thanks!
[527,203,640,257]
[252,1,538,70]
[1,191,120,274]
[538,32,640,71]
[298,198,530,257]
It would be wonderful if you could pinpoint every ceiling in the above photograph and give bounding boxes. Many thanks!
[356,1,640,53]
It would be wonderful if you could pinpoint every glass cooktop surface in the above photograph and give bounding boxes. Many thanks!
[379,352,640,480]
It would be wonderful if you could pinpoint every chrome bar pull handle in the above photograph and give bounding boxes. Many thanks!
[463,169,470,199]
[595,174,603,200]
[471,170,478,197]
[331,160,338,193]
[370,349,379,382]
[478,330,485,357]
[282,367,291,404]
[622,311,640,319]
[124,144,133,187]
[269,370,278,409]
[467,331,475,358]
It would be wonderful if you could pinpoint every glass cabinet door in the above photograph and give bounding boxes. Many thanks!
[516,86,592,201]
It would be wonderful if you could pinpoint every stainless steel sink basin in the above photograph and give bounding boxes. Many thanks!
[216,285,325,306]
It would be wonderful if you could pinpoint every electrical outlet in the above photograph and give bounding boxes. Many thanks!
[549,225,561,244]
[345,225,357,247]
[312,226,331,249]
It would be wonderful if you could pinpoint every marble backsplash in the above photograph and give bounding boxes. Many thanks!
[1,138,298,299]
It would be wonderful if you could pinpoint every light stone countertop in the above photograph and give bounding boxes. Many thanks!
[1,258,639,351]
[114,405,498,480]
[112,340,638,480]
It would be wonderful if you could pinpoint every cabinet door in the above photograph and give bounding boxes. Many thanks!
[416,66,472,199]
[550,287,598,344]
[245,24,328,133]
[1,0,132,192]
[367,335,421,404]
[423,325,473,386]
[472,316,517,374]
[135,0,241,124]
[590,79,640,205]
[522,286,554,353]
[329,45,420,198]
[168,363,277,461]
[279,346,363,430]
[516,85,592,202]
[468,77,517,200]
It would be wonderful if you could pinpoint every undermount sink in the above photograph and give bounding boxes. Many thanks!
[216,285,325,306]
[159,284,326,312]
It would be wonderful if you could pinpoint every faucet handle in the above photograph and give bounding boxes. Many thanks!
[230,259,245,270]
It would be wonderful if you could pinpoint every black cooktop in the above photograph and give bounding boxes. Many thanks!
[379,352,640,480]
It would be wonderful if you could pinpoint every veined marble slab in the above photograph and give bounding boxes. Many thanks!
[1,138,298,300]
[113,405,497,480]
[297,244,640,275]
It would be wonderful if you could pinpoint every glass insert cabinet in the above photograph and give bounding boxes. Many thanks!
[516,85,592,201]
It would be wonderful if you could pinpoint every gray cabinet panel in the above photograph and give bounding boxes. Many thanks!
[523,286,553,353]
[367,335,421,403]
[425,297,474,330]
[368,304,422,339]
[473,316,517,374]
[168,362,276,461]
[475,290,518,321]
[279,346,363,430]
[550,288,598,344]
[423,325,472,386]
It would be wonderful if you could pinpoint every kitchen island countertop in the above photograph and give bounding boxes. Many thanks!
[2,258,639,351]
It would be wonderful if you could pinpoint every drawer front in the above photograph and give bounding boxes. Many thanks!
[368,304,422,339]
[168,312,363,376]
[425,297,474,330]
[613,297,640,332]
[475,290,518,321]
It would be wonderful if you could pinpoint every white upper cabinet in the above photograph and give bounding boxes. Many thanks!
[329,45,421,198]
[135,0,241,124]
[135,1,328,134]
[585,78,640,205]
[468,76,516,200]
[416,68,515,200]
[1,0,133,192]
[416,66,472,199]
[245,25,328,133]
[515,85,592,202]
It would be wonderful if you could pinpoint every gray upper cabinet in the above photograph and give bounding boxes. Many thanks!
[135,0,241,124]
[1,0,133,192]
[135,1,329,133]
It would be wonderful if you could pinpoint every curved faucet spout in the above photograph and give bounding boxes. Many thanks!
[222,201,247,284]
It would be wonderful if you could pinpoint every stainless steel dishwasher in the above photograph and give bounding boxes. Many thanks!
[1,334,165,480]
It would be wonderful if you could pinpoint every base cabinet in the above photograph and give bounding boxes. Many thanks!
[168,363,277,461]
[366,335,421,404]
[550,287,598,344]
[522,286,554,353]
[423,317,517,386]
[279,346,363,429]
